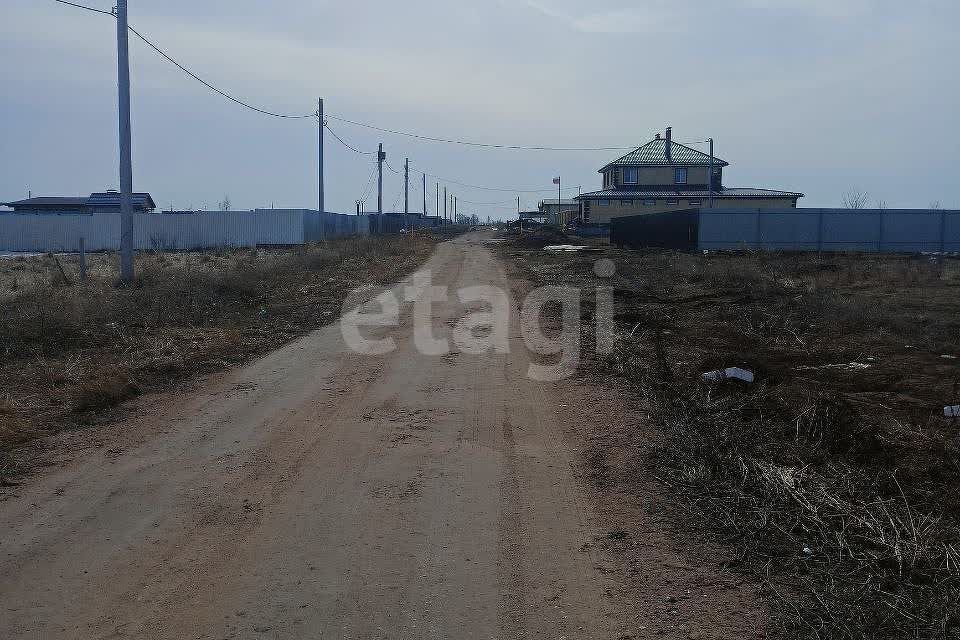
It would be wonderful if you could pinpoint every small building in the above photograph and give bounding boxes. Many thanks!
[1,191,156,214]
[576,128,802,225]
[538,199,579,226]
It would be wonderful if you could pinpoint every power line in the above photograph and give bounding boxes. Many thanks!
[456,198,516,206]
[325,126,586,195]
[325,122,374,155]
[49,0,316,119]
[325,114,632,151]
[411,164,581,193]
[47,0,681,157]
[358,162,378,205]
[51,0,112,15]
[126,26,316,119]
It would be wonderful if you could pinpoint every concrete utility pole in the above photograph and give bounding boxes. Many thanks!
[404,158,409,215]
[708,138,715,209]
[454,196,457,223]
[558,175,562,226]
[318,98,324,213]
[443,186,447,222]
[422,173,427,215]
[377,143,385,214]
[116,0,134,282]
[436,182,440,220]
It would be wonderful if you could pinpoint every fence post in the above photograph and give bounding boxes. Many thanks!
[940,210,947,255]
[877,210,884,252]
[939,210,947,278]
[816,209,824,257]
[79,236,87,282]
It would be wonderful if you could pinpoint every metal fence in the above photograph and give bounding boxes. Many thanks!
[0,209,384,252]
[611,208,960,253]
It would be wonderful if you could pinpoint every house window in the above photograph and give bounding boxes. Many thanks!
[687,199,702,206]
[675,168,688,184]
[598,200,610,207]
[666,198,679,205]
[621,200,633,207]
[642,199,656,206]
[623,168,639,184]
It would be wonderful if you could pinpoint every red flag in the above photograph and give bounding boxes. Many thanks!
[552,177,561,185]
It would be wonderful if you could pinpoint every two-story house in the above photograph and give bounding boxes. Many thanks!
[575,127,802,225]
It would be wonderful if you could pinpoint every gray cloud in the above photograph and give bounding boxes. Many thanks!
[1,0,957,215]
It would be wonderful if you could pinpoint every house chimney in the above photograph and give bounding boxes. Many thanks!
[665,127,672,161]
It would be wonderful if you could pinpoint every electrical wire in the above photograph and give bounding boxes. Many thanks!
[49,0,316,119]
[325,123,375,155]
[456,198,517,206]
[326,127,585,195]
[358,163,378,205]
[416,169,581,194]
[325,114,633,151]
[48,0,695,156]
[126,26,316,119]
[51,0,112,15]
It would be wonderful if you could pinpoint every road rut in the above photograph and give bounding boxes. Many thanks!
[1,233,617,639]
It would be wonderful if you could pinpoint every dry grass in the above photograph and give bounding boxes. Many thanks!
[501,245,960,639]
[497,226,574,249]
[0,233,443,472]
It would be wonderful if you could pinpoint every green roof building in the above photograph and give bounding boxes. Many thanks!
[576,127,803,225]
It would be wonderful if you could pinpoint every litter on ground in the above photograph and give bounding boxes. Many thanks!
[702,367,755,383]
[543,245,603,253]
[795,362,872,372]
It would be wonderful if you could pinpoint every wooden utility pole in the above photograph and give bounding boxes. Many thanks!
[422,173,427,215]
[443,187,448,222]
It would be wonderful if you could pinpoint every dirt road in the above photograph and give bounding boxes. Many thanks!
[1,233,627,638]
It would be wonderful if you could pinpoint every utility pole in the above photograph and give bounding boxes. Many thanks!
[443,186,447,223]
[454,196,457,223]
[558,175,562,226]
[436,182,440,220]
[708,137,715,209]
[116,0,134,282]
[404,158,409,215]
[422,173,427,216]
[377,143,384,214]
[318,98,324,213]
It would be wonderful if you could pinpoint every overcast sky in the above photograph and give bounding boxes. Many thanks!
[2,0,957,218]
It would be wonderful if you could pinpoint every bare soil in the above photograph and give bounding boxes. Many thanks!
[0,232,765,639]
[0,234,441,477]
[498,243,960,639]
